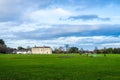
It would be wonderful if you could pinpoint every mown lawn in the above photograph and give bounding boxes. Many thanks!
[0,54,120,80]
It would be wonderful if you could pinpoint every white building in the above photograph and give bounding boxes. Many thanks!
[13,50,31,54]
[31,46,52,54]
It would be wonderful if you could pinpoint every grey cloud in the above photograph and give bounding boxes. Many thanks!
[0,0,50,22]
[1,23,120,41]
[11,24,120,41]
[67,15,110,21]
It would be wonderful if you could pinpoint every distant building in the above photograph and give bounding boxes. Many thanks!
[16,50,31,54]
[13,49,31,54]
[31,46,52,54]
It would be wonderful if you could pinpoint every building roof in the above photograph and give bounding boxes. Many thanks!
[33,46,51,48]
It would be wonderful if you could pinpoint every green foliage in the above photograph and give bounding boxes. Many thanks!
[0,54,120,80]
[17,46,25,50]
[68,47,79,53]
[0,39,7,53]
[94,47,120,54]
[0,39,6,48]
[0,39,5,45]
[53,47,64,54]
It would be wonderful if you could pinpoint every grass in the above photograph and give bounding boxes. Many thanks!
[0,54,120,80]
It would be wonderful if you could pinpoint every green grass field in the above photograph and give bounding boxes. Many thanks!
[0,54,120,80]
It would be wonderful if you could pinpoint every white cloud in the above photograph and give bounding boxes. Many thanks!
[0,22,52,33]
[43,24,99,36]
[0,34,17,39]
[53,8,72,16]
[101,43,120,48]
[23,8,73,24]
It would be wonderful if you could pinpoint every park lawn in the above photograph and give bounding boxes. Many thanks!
[0,54,120,80]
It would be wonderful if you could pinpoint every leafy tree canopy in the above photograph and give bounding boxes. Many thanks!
[68,47,79,53]
[0,39,5,45]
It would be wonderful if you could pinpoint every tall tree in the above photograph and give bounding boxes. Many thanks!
[17,46,25,50]
[80,48,84,54]
[65,44,69,52]
[0,39,7,53]
[0,39,5,45]
[68,47,79,53]
[94,46,99,54]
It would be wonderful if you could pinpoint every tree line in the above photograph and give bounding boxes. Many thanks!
[94,47,120,54]
[53,46,120,54]
[0,39,120,54]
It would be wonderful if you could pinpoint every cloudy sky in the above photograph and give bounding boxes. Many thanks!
[0,0,120,50]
